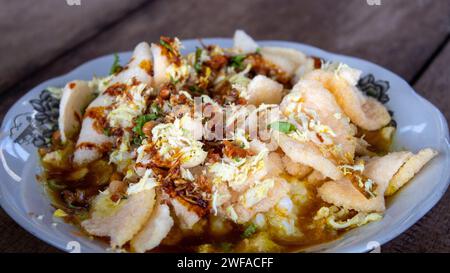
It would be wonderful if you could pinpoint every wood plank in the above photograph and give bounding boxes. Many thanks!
[383,190,450,252]
[0,209,59,253]
[413,42,450,122]
[0,0,149,93]
[0,0,449,252]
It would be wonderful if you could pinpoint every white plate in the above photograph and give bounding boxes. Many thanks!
[0,39,449,253]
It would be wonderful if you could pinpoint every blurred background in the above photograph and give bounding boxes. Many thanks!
[0,0,449,252]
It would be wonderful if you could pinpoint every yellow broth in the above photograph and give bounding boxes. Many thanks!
[38,125,395,253]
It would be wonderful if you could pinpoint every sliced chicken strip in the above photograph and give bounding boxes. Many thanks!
[304,70,391,131]
[131,203,174,253]
[81,188,156,248]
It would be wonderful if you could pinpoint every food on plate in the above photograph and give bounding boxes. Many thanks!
[38,30,437,252]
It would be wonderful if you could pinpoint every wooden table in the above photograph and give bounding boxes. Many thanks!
[0,0,449,253]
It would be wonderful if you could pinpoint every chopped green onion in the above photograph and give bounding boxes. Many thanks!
[188,85,206,95]
[230,54,246,70]
[109,53,122,75]
[67,202,84,210]
[47,179,67,191]
[159,39,174,52]
[133,136,143,146]
[169,75,179,85]
[241,223,258,238]
[103,127,111,137]
[233,157,242,162]
[133,113,158,138]
[150,102,162,116]
[219,242,233,252]
[194,47,203,73]
[268,121,297,133]
[75,210,89,221]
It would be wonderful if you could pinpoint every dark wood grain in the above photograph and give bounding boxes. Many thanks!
[413,42,450,122]
[0,209,59,253]
[0,0,448,253]
[1,0,449,122]
[383,190,450,252]
[0,0,148,93]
